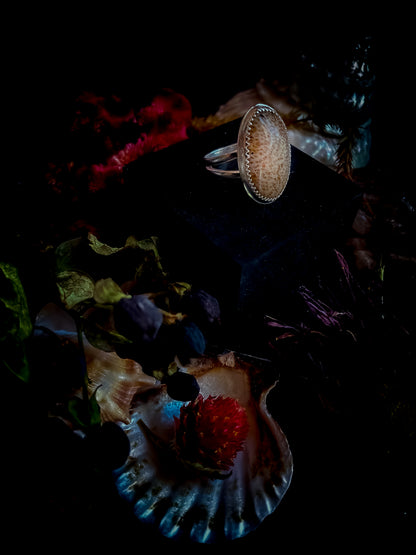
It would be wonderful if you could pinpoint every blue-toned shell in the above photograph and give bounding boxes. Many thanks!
[113,353,293,543]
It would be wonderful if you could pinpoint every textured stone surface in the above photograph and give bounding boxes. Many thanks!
[238,105,290,203]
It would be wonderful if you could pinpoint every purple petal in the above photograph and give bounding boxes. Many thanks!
[298,286,348,330]
[334,249,356,301]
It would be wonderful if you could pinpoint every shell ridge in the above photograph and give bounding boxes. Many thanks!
[134,480,172,524]
[159,484,200,540]
[223,455,259,540]
[248,474,276,524]
[192,478,225,543]
[258,384,294,482]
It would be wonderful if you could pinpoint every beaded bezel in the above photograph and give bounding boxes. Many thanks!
[237,104,290,204]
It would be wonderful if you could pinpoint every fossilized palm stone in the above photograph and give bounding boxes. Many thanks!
[238,104,291,203]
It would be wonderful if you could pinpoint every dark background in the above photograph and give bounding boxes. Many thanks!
[6,11,411,553]
[9,10,381,164]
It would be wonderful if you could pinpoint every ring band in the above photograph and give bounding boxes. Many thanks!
[204,104,291,204]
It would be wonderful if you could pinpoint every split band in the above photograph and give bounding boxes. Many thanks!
[203,104,291,204]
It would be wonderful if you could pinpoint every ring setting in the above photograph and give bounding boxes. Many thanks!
[204,104,291,204]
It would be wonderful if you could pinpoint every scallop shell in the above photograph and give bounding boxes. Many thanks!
[114,352,293,543]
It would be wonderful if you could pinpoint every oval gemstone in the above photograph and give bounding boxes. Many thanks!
[238,104,291,203]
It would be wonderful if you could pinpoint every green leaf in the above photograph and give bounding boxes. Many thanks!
[125,235,159,252]
[0,263,32,339]
[55,234,168,304]
[67,396,90,428]
[88,233,125,256]
[67,387,101,429]
[89,386,102,426]
[54,236,85,273]
[81,307,132,352]
[128,236,167,283]
[168,281,192,297]
[0,262,32,382]
[56,270,95,310]
[93,278,130,305]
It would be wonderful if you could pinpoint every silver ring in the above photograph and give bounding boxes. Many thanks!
[204,104,291,204]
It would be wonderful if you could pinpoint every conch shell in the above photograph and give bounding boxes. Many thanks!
[114,352,293,543]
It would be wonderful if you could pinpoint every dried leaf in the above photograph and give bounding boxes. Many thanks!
[88,232,124,256]
[0,262,32,382]
[56,270,95,310]
[93,278,130,305]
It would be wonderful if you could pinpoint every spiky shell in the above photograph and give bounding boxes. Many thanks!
[114,352,293,543]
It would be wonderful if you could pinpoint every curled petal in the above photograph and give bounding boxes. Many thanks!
[298,286,353,330]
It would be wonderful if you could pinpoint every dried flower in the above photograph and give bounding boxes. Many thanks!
[298,285,353,330]
[48,89,192,195]
[174,394,249,472]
